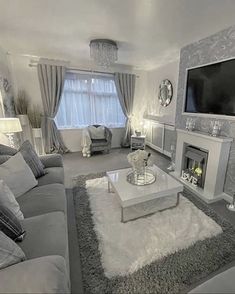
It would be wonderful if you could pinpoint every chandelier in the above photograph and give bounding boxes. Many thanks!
[89,39,118,67]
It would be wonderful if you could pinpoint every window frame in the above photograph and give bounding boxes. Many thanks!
[55,72,126,129]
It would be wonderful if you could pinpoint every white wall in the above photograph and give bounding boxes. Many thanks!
[8,53,146,151]
[133,59,179,126]
[8,54,42,109]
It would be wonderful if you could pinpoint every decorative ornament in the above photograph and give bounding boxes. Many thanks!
[127,150,155,186]
[210,120,222,137]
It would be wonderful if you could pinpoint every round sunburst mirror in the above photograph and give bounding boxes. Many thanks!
[158,79,173,107]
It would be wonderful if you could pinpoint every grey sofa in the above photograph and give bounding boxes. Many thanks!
[0,154,70,293]
[89,125,112,154]
[189,266,235,293]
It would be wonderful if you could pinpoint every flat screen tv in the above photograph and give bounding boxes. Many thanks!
[184,59,235,116]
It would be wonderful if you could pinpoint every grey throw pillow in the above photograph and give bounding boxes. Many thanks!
[0,180,24,220]
[88,126,105,139]
[19,140,45,178]
[0,152,38,198]
[0,231,26,270]
[0,144,17,156]
[0,154,11,164]
[0,205,26,242]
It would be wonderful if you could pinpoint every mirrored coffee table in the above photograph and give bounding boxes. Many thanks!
[107,165,183,222]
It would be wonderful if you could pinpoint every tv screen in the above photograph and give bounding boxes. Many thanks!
[185,59,235,116]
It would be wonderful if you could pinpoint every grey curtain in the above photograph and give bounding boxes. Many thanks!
[114,72,136,147]
[37,63,68,153]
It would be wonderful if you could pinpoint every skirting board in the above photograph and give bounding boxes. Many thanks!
[146,142,171,158]
[170,171,232,204]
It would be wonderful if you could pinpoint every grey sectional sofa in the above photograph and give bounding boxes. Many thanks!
[0,154,70,293]
[189,266,235,293]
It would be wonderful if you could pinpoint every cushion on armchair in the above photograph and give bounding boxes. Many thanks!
[88,125,105,140]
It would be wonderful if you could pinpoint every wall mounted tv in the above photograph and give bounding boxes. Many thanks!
[184,58,235,116]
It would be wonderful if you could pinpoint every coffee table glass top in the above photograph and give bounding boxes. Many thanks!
[107,165,183,207]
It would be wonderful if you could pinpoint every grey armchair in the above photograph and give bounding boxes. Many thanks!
[88,125,112,154]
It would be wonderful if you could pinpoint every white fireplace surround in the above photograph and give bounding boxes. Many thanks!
[171,129,233,203]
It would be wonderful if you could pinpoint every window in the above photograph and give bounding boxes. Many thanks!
[55,72,126,128]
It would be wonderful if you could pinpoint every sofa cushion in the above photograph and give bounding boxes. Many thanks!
[0,205,25,242]
[0,255,70,294]
[39,154,63,168]
[17,183,66,218]
[0,231,26,270]
[0,180,24,220]
[37,167,64,186]
[0,153,38,198]
[0,144,17,156]
[19,212,68,261]
[0,155,11,165]
[19,140,45,178]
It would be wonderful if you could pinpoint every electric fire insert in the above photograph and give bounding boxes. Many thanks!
[181,145,208,188]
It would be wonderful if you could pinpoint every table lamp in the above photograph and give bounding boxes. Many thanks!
[0,118,22,148]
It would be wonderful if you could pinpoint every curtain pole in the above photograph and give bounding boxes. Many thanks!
[29,63,139,78]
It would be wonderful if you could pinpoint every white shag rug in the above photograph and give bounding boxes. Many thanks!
[87,177,222,278]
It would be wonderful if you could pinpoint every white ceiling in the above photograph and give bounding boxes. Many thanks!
[1,0,235,70]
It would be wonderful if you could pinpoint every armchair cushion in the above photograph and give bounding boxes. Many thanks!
[88,125,105,140]
[91,139,108,146]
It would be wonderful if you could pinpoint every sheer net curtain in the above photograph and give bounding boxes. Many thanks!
[55,72,125,129]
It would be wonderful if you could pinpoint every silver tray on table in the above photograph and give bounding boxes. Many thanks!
[126,168,156,186]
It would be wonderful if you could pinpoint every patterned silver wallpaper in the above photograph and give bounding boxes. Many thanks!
[175,25,235,195]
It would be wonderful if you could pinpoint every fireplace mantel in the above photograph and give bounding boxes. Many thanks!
[170,129,233,203]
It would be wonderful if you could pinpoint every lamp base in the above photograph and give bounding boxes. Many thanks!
[6,133,17,149]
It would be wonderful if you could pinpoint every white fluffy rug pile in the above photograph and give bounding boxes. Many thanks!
[87,177,222,278]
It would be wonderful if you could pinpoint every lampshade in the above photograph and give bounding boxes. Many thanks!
[0,118,22,134]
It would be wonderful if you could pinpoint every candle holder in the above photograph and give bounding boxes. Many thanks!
[227,193,235,211]
[185,118,196,131]
[210,120,222,137]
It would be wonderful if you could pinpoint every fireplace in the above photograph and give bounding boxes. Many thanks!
[181,146,208,188]
[170,129,233,203]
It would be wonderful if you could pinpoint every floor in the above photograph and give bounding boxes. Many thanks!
[63,147,170,189]
[64,147,235,294]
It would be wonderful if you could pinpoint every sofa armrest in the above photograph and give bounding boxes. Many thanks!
[40,154,63,168]
[0,256,70,294]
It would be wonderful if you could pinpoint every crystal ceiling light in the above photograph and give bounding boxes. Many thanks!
[89,39,118,67]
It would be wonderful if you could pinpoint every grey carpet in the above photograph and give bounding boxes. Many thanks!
[63,147,169,188]
[73,172,235,294]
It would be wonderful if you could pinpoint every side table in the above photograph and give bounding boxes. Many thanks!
[131,135,146,150]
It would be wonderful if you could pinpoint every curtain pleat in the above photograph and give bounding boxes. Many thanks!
[114,73,136,147]
[37,62,68,153]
